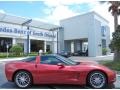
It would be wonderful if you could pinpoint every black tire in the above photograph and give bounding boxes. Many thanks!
[87,71,107,89]
[14,71,32,88]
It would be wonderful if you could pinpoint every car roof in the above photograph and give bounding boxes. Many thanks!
[41,54,57,57]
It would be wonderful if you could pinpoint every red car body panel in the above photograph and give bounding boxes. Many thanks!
[5,56,116,86]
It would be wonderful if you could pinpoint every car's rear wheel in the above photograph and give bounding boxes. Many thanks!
[14,71,32,88]
[87,71,107,89]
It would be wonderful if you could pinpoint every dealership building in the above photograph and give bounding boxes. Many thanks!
[0,12,64,54]
[0,11,110,57]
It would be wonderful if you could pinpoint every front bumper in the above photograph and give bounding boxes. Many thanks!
[108,70,116,84]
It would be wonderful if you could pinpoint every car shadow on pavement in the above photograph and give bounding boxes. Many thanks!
[0,82,115,89]
[0,82,17,89]
[0,82,86,89]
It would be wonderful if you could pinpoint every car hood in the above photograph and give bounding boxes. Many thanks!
[74,61,112,72]
[80,61,98,65]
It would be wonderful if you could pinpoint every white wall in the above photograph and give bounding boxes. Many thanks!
[60,13,94,40]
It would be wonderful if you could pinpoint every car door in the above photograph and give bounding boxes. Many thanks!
[37,55,80,84]
[37,56,65,84]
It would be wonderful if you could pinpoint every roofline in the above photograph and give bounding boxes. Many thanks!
[0,20,52,30]
[60,11,109,23]
[0,12,59,30]
[91,11,109,23]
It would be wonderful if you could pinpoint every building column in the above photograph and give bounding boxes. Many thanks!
[44,41,46,53]
[80,40,82,51]
[88,18,102,57]
[58,27,64,53]
[29,39,31,53]
[24,39,31,54]
[53,41,57,53]
[12,38,16,45]
[71,41,74,53]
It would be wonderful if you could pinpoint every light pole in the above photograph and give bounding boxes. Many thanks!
[6,44,9,58]
[57,29,59,54]
[21,19,32,56]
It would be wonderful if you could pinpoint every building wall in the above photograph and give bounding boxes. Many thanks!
[60,12,110,57]
[60,13,94,40]
[58,28,64,52]
[93,12,110,56]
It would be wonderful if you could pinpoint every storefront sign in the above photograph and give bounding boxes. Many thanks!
[0,26,56,38]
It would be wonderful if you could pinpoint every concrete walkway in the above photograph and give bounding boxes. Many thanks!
[0,57,27,62]
[0,53,114,62]
[69,53,114,62]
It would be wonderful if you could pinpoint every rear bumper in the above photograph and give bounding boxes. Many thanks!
[5,64,14,82]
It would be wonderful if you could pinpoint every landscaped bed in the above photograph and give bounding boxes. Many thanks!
[99,60,120,71]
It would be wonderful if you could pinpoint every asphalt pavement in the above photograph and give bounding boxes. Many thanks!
[0,61,120,89]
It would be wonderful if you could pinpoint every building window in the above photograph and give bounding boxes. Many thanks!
[102,39,106,48]
[101,26,106,37]
[46,45,50,52]
[0,37,12,52]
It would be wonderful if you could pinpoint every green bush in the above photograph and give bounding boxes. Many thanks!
[10,44,23,56]
[45,51,52,54]
[100,60,120,71]
[28,52,38,56]
[102,48,108,55]
[109,25,120,51]
[0,53,7,58]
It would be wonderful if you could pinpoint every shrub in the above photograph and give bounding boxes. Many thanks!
[10,44,23,56]
[45,51,52,54]
[102,48,108,55]
[109,25,120,51]
[100,60,120,71]
[29,52,38,56]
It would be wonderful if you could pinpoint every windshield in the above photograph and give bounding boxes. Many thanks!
[56,54,79,65]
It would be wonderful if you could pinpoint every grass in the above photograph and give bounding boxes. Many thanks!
[0,52,38,58]
[99,60,120,71]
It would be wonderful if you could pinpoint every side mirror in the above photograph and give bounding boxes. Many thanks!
[57,63,65,68]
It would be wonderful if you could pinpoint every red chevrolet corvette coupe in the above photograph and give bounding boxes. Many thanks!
[5,54,116,89]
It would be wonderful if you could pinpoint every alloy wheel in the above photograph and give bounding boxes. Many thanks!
[15,71,32,88]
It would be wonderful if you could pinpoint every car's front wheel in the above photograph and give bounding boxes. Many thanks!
[87,71,107,89]
[14,71,32,88]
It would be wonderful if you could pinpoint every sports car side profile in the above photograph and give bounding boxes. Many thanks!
[5,54,116,89]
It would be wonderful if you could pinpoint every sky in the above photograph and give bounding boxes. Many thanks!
[0,0,119,38]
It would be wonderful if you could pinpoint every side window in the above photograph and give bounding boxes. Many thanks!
[41,56,63,65]
[22,57,36,62]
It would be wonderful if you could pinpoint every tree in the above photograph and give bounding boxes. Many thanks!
[108,1,120,61]
[100,1,120,61]
[109,25,120,61]
[10,44,23,56]
[108,1,120,30]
